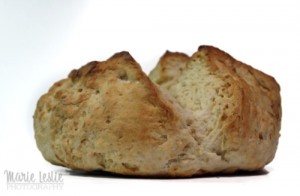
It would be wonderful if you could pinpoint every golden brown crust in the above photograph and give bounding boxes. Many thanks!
[34,51,196,176]
[34,46,281,177]
[196,46,281,169]
[149,46,281,174]
[149,51,190,86]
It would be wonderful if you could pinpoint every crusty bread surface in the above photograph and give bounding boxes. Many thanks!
[150,46,281,173]
[34,46,281,176]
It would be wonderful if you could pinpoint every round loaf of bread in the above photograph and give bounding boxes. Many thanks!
[34,46,281,176]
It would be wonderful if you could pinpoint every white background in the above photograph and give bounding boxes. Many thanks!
[0,0,299,195]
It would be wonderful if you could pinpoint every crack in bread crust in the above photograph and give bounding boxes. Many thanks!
[34,46,281,177]
[149,45,281,174]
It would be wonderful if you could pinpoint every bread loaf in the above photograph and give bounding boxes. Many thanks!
[34,45,281,176]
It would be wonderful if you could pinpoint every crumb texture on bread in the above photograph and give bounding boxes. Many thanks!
[150,46,281,173]
[34,46,281,177]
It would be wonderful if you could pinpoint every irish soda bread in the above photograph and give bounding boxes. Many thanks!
[34,46,281,177]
